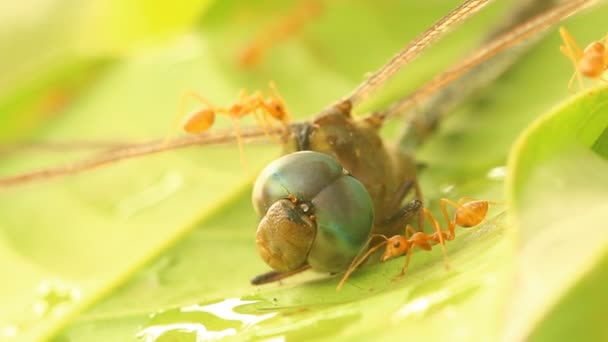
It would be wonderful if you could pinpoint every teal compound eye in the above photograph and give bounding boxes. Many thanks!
[252,151,374,274]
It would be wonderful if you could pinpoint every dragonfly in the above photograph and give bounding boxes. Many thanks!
[0,0,597,265]
[0,0,600,338]
[0,0,598,185]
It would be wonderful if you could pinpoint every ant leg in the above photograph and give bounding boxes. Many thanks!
[251,110,278,142]
[567,73,579,90]
[230,116,249,172]
[423,208,450,270]
[248,87,285,143]
[337,235,389,291]
[559,27,585,90]
[164,91,215,145]
[251,264,311,285]
[398,242,416,278]
[559,27,583,57]
[405,224,418,238]
[457,197,476,205]
[238,1,322,68]
[455,197,502,207]
[439,199,456,239]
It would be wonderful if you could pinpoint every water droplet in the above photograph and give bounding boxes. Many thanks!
[392,290,450,322]
[486,166,506,180]
[0,281,80,341]
[33,280,81,318]
[136,297,277,341]
[181,298,277,328]
[441,184,455,194]
[260,336,286,342]
[117,171,183,218]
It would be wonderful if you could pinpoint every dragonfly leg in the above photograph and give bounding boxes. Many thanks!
[384,198,422,234]
[385,177,425,232]
[250,264,311,285]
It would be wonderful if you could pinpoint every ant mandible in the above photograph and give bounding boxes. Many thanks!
[559,27,608,90]
[337,197,496,291]
[165,82,291,167]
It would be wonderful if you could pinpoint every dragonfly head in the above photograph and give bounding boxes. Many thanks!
[252,151,375,274]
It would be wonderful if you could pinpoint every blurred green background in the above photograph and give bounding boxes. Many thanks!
[0,0,607,341]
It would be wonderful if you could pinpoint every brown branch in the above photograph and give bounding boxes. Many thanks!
[0,127,277,187]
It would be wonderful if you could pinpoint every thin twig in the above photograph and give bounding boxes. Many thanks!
[0,127,276,187]
[0,141,135,156]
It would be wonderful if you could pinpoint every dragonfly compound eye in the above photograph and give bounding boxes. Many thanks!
[252,151,374,273]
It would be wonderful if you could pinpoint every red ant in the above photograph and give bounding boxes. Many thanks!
[559,27,608,89]
[165,82,291,167]
[337,198,497,291]
[238,0,323,68]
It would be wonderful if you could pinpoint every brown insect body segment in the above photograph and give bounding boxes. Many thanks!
[286,105,420,237]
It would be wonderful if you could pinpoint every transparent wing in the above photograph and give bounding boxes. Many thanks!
[338,0,492,108]
[378,0,596,122]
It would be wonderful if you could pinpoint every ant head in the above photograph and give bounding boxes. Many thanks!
[381,236,409,262]
[265,81,291,122]
[264,97,288,121]
[580,46,607,78]
[183,109,215,134]
[584,41,606,55]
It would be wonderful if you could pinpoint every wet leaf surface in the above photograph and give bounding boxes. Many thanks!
[0,1,607,341]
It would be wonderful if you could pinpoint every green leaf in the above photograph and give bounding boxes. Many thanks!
[505,86,608,341]
[1,1,608,341]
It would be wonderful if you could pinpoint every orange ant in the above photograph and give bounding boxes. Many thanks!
[559,27,608,90]
[336,198,496,291]
[165,82,291,167]
[238,0,323,68]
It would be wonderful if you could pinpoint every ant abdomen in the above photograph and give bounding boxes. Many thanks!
[455,200,489,228]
